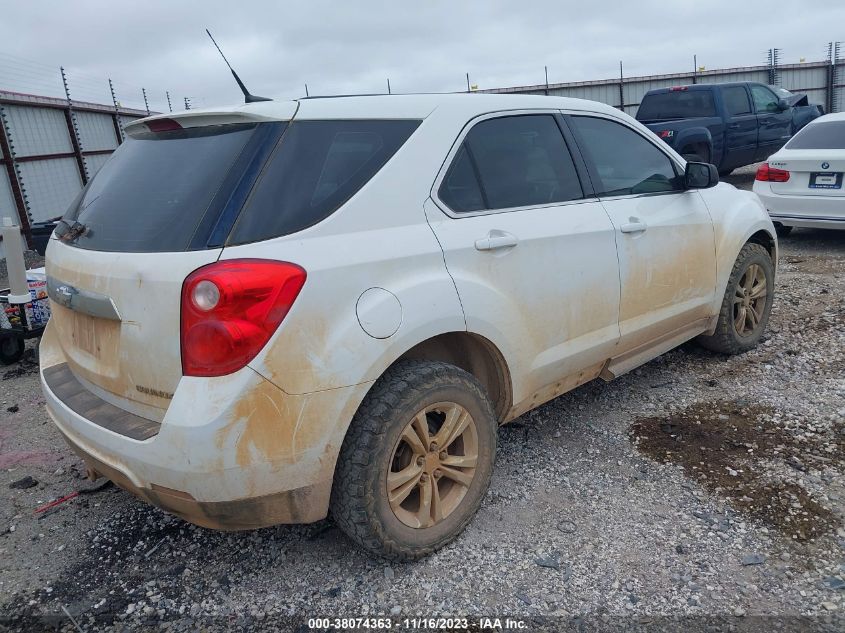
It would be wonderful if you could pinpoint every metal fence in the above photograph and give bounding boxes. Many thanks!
[482,57,845,117]
[0,90,149,255]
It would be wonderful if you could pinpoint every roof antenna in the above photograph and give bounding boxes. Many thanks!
[205,29,271,103]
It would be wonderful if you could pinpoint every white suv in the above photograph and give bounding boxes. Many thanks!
[40,94,777,559]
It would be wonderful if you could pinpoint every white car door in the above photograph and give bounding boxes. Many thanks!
[426,112,621,414]
[566,114,717,354]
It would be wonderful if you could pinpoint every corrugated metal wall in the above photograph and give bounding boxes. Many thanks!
[484,61,845,118]
[0,90,148,254]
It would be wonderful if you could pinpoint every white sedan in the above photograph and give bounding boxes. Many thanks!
[754,112,845,236]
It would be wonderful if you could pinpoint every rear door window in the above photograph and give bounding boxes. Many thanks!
[61,123,269,252]
[438,145,486,212]
[570,116,683,196]
[229,119,420,244]
[439,114,583,212]
[723,86,752,115]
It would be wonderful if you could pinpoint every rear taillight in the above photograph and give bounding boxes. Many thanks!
[657,130,674,139]
[755,163,790,182]
[180,259,306,377]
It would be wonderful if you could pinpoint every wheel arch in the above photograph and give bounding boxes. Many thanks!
[675,128,713,157]
[390,331,512,423]
[747,228,777,261]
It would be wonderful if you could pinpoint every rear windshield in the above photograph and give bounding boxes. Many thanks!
[786,120,845,149]
[62,123,268,252]
[637,90,717,121]
[228,119,420,245]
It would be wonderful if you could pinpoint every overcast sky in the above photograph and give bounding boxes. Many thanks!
[1,1,844,111]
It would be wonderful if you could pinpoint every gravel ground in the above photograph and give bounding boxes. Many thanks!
[1,165,843,631]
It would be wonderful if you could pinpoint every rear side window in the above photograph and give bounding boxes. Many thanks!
[62,124,264,252]
[786,120,845,149]
[439,114,583,212]
[570,116,683,196]
[637,90,717,121]
[229,119,419,244]
[723,86,752,115]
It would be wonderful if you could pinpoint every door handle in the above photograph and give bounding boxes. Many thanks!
[475,230,519,251]
[728,123,741,129]
[620,219,648,234]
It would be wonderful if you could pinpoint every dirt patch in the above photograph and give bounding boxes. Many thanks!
[631,401,842,541]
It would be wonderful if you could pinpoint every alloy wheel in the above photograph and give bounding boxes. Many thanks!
[386,402,479,529]
[733,262,768,337]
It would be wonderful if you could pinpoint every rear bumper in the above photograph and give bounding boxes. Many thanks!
[40,323,372,529]
[57,426,327,530]
[754,183,845,229]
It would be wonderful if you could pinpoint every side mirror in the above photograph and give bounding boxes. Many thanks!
[776,98,790,112]
[685,161,719,189]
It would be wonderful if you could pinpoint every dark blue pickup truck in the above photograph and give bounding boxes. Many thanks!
[636,82,823,175]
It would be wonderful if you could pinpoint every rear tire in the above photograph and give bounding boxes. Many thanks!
[774,223,793,237]
[0,337,25,365]
[331,360,497,561]
[698,243,774,355]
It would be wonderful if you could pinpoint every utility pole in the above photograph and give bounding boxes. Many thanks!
[142,88,150,115]
[545,66,549,95]
[166,91,173,113]
[387,78,391,94]
[304,83,309,97]
[184,97,192,110]
[693,55,698,84]
[466,72,471,93]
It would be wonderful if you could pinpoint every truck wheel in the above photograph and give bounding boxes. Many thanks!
[331,360,497,560]
[0,337,25,365]
[698,243,774,355]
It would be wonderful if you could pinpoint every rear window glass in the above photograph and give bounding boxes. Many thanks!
[722,86,752,116]
[637,90,717,121]
[62,124,262,252]
[786,120,845,149]
[229,119,420,244]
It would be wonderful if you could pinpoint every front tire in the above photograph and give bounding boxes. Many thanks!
[331,360,497,560]
[698,243,774,355]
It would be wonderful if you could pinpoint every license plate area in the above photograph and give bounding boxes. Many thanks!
[809,172,843,189]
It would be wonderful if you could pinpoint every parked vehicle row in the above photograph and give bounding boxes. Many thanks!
[39,93,777,559]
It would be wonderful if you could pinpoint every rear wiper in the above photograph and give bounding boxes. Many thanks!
[54,219,88,242]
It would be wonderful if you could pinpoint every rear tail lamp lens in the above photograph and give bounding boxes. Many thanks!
[180,259,306,377]
[755,163,790,182]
